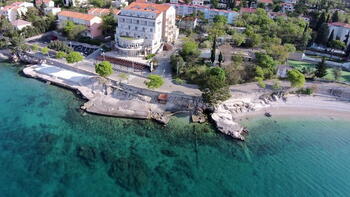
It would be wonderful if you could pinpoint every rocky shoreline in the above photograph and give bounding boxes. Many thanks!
[22,64,204,125]
[212,92,286,141]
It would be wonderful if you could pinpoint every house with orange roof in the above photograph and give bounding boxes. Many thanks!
[57,11,103,38]
[0,2,32,22]
[35,0,55,7]
[115,1,179,56]
[11,19,32,30]
[88,8,120,19]
[328,22,350,46]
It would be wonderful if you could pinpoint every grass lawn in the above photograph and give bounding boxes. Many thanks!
[287,60,350,83]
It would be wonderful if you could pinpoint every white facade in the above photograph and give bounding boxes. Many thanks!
[63,0,88,6]
[45,7,62,15]
[172,4,239,24]
[115,2,179,56]
[192,0,204,6]
[282,3,294,12]
[112,0,129,8]
[0,5,28,22]
[328,22,350,46]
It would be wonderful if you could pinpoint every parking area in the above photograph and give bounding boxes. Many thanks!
[69,44,98,56]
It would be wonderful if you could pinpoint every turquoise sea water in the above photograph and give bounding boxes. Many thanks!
[1,63,350,197]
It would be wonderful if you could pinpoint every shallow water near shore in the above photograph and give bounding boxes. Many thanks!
[1,63,350,197]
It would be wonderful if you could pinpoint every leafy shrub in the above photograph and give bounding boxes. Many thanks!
[256,77,266,88]
[174,78,185,84]
[41,47,49,55]
[31,44,39,51]
[272,80,281,90]
[95,61,113,77]
[65,52,83,63]
[145,54,156,60]
[56,51,67,59]
[296,88,313,95]
[145,74,164,89]
[48,40,73,53]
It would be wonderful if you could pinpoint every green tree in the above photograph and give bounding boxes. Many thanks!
[56,51,67,59]
[213,15,227,24]
[145,74,164,89]
[315,23,329,45]
[63,21,86,40]
[255,53,276,79]
[316,12,327,31]
[211,37,216,64]
[287,69,305,88]
[218,51,223,66]
[41,47,49,55]
[31,44,39,51]
[232,32,246,46]
[65,52,83,63]
[180,38,199,61]
[315,57,328,78]
[328,29,334,43]
[328,39,346,58]
[101,13,116,37]
[331,11,339,22]
[95,61,113,77]
[332,67,342,81]
[200,67,230,104]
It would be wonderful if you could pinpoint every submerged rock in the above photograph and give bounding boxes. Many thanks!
[108,155,149,193]
[36,133,59,155]
[160,149,178,157]
[76,145,97,166]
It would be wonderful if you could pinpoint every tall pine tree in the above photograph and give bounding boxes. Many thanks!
[315,57,328,78]
[211,37,217,64]
[316,12,326,31]
[331,11,339,22]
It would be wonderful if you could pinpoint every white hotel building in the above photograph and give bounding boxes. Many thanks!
[115,1,179,56]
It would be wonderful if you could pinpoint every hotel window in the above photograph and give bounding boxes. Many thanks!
[150,28,153,32]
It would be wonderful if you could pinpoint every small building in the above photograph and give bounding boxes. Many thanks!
[281,3,294,12]
[240,8,257,14]
[257,0,273,6]
[277,65,293,78]
[35,0,55,8]
[0,2,32,22]
[178,16,197,30]
[112,0,129,8]
[44,7,62,15]
[328,22,350,46]
[57,10,103,38]
[158,94,168,104]
[11,19,32,30]
[268,12,287,19]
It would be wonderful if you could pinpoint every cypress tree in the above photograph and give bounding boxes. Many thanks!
[315,23,329,45]
[331,11,340,22]
[315,57,328,78]
[328,29,334,43]
[211,37,216,64]
[316,12,326,31]
[344,31,350,44]
[218,51,223,66]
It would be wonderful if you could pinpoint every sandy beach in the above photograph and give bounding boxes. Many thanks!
[235,95,350,121]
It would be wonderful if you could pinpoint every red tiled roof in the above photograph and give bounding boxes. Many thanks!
[258,0,273,3]
[11,2,25,6]
[35,0,52,5]
[88,8,120,16]
[240,8,257,13]
[58,10,97,21]
[124,2,171,15]
[11,19,31,26]
[329,22,350,29]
